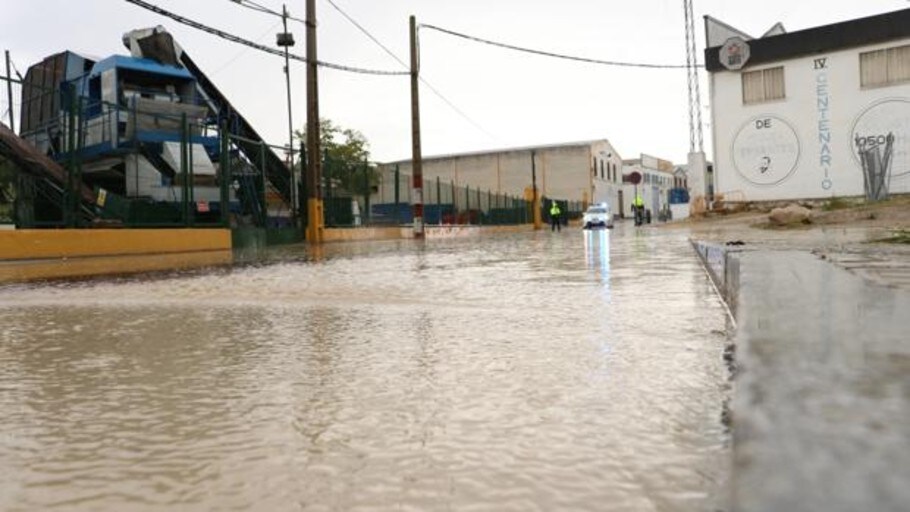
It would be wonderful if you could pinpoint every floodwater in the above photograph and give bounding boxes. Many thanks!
[0,224,731,511]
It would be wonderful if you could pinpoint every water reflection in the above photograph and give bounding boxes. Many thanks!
[583,228,611,282]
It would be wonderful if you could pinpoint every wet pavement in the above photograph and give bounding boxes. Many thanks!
[688,218,910,512]
[0,223,732,511]
[731,250,910,512]
[683,221,910,291]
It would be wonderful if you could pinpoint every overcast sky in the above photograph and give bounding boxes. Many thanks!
[1,0,906,164]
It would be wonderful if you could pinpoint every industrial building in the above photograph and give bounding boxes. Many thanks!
[375,140,625,220]
[704,8,910,202]
[11,26,295,229]
[619,155,681,219]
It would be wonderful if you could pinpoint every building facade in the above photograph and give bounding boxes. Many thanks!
[376,140,624,214]
[620,155,677,218]
[705,9,910,202]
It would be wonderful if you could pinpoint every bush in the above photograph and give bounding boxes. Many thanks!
[822,197,853,211]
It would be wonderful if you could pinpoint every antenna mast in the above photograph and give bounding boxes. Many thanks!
[683,0,704,153]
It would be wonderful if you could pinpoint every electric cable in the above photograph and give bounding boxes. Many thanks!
[323,0,408,69]
[123,0,408,76]
[226,0,306,24]
[321,0,498,139]
[210,20,282,76]
[9,59,23,80]
[420,23,698,69]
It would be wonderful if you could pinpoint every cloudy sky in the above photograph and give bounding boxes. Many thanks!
[1,0,906,164]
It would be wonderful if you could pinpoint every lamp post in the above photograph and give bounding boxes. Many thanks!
[276,4,297,227]
[531,150,542,230]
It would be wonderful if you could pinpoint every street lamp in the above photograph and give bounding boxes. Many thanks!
[276,4,297,226]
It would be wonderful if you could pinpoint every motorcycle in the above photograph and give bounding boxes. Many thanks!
[633,205,645,226]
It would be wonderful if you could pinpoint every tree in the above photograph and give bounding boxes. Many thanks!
[0,156,16,222]
[295,118,377,199]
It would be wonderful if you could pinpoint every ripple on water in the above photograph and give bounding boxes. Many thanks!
[0,227,730,511]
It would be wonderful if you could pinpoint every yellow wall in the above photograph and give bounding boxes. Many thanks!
[0,251,232,284]
[0,229,231,261]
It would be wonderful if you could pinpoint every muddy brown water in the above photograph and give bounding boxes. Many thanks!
[0,224,730,511]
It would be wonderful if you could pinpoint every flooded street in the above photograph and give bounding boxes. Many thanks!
[0,224,731,511]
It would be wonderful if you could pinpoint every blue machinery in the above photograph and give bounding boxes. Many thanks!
[15,27,295,229]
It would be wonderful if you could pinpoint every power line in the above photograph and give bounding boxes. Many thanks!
[323,0,408,69]
[208,20,282,76]
[9,60,23,81]
[225,0,306,24]
[321,0,498,139]
[123,0,408,76]
[420,23,698,70]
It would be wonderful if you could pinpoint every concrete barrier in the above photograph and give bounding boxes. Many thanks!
[0,228,231,261]
[0,228,233,284]
[0,250,232,283]
[691,240,742,318]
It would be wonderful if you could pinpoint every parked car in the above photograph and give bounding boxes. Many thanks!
[582,203,613,229]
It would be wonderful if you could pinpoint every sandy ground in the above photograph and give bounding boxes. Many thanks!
[665,194,910,290]
[665,195,910,238]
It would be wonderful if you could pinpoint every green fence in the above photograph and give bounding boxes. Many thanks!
[6,86,300,231]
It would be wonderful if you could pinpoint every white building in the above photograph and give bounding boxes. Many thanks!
[705,8,910,202]
[620,155,676,218]
[376,140,624,213]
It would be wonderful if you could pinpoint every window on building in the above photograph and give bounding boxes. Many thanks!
[600,160,604,179]
[742,66,785,104]
[860,44,910,88]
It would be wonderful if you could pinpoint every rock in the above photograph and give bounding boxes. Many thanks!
[768,204,813,226]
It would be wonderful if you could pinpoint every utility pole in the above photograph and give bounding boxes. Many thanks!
[409,15,424,239]
[277,4,297,229]
[531,150,542,230]
[5,50,15,133]
[305,0,324,242]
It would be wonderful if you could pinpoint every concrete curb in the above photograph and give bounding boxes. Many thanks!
[691,240,742,319]
[691,240,910,512]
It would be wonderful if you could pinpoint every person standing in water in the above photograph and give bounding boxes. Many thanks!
[549,201,562,232]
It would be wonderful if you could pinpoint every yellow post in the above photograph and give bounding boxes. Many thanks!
[531,150,543,230]
[306,198,324,243]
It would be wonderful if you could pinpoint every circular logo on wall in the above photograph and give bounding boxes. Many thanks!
[731,115,801,186]
[719,37,751,71]
[850,98,910,180]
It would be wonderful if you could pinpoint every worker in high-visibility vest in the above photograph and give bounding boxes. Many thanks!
[549,201,562,232]
[632,194,645,226]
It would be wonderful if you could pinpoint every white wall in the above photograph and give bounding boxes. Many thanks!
[376,140,623,210]
[710,39,910,201]
[619,162,674,218]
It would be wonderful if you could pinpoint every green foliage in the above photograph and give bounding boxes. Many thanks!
[295,118,377,197]
[880,229,910,244]
[0,156,17,222]
[821,196,853,211]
